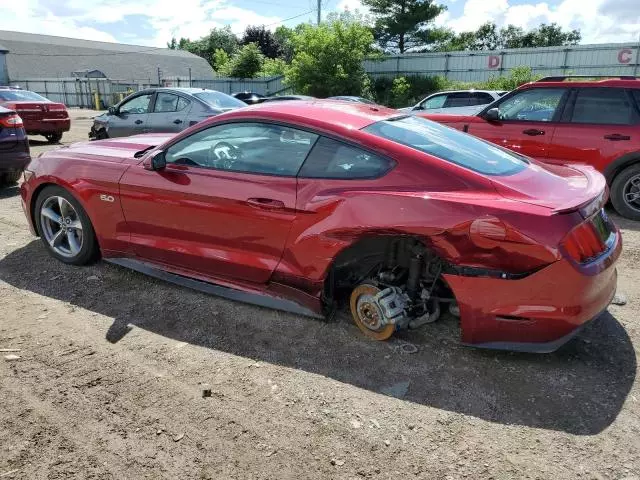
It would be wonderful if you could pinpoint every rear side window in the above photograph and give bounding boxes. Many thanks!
[364,116,527,176]
[298,137,394,179]
[571,88,636,125]
[443,92,472,108]
[470,92,495,105]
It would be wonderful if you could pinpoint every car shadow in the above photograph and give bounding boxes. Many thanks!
[0,185,20,199]
[0,240,636,436]
[609,209,640,232]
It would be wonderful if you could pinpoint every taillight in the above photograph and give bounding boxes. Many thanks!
[48,104,66,111]
[561,220,608,264]
[0,113,23,128]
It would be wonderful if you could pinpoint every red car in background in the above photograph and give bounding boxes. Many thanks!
[20,101,620,352]
[417,76,640,220]
[0,87,70,143]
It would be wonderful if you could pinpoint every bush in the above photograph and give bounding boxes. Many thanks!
[222,43,265,78]
[285,20,375,97]
[372,66,540,107]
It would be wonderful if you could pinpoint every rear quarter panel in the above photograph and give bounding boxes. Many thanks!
[274,133,562,297]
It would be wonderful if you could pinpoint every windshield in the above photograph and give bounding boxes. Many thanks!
[193,91,246,109]
[363,116,527,176]
[0,90,50,102]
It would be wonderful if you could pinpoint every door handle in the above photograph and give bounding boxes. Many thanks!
[522,128,545,136]
[247,198,285,210]
[604,134,630,141]
[134,119,143,125]
[173,119,183,124]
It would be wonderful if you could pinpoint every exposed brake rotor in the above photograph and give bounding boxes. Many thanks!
[349,284,395,341]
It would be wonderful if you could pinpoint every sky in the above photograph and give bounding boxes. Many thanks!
[0,0,638,47]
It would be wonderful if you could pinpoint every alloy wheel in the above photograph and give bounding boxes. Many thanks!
[40,196,84,258]
[623,174,640,213]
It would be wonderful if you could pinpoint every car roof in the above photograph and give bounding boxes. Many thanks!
[519,77,640,90]
[428,90,504,95]
[215,100,399,133]
[137,87,225,95]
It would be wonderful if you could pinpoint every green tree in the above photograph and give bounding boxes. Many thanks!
[166,26,238,69]
[439,22,581,51]
[362,0,447,53]
[213,48,231,75]
[285,19,376,97]
[241,25,282,59]
[226,43,265,78]
[260,57,287,77]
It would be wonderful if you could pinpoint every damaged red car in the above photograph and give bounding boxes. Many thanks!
[20,101,621,352]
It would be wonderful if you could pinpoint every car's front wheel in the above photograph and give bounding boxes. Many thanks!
[611,163,640,221]
[35,186,99,265]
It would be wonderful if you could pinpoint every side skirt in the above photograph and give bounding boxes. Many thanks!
[105,257,324,319]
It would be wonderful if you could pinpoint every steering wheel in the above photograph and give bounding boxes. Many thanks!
[209,141,241,170]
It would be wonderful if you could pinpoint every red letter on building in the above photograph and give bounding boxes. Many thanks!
[488,55,500,69]
[618,49,632,64]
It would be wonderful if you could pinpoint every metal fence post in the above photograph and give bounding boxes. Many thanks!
[444,54,450,79]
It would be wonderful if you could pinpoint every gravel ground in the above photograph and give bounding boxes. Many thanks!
[0,110,639,479]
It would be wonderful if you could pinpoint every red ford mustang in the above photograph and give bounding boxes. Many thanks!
[20,101,621,352]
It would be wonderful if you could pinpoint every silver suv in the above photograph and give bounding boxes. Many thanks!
[400,90,508,115]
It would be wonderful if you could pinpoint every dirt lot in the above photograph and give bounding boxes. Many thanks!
[1,110,639,479]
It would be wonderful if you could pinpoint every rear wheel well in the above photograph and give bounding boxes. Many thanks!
[323,235,455,312]
[605,153,640,184]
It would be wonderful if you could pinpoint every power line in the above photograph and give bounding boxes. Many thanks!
[263,9,317,28]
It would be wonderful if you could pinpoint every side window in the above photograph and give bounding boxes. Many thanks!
[422,94,447,109]
[165,122,318,176]
[119,94,152,114]
[298,137,394,179]
[571,88,636,125]
[443,92,472,108]
[153,93,179,112]
[469,92,495,106]
[497,88,565,122]
[177,96,191,111]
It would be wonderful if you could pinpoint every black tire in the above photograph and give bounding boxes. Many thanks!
[34,185,100,265]
[95,129,108,140]
[0,171,21,186]
[45,132,63,143]
[611,163,640,221]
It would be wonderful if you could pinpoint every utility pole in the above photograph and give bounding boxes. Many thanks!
[317,0,321,25]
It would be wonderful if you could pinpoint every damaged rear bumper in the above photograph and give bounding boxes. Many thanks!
[444,230,621,353]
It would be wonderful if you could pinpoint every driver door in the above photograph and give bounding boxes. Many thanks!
[108,93,153,137]
[466,88,568,160]
[119,121,318,284]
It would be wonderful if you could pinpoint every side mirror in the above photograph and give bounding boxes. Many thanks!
[484,107,500,122]
[143,151,166,171]
[108,106,117,115]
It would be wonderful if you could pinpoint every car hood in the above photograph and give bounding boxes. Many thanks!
[491,160,606,213]
[61,133,174,162]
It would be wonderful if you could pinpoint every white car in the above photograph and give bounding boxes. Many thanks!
[399,90,508,115]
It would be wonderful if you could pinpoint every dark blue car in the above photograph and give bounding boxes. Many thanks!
[0,105,30,186]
